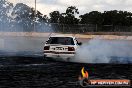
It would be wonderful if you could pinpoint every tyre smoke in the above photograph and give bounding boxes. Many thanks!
[72,38,132,63]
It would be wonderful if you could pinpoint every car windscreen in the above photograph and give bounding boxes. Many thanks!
[46,37,75,45]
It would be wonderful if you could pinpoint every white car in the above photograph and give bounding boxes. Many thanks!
[43,35,82,61]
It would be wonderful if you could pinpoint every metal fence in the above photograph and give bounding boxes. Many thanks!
[0,23,132,33]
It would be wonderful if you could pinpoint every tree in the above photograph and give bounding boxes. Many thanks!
[102,10,132,26]
[79,11,103,25]
[66,6,79,16]
[0,0,13,31]
[60,6,79,24]
[12,3,50,32]
[49,11,60,23]
[12,3,34,31]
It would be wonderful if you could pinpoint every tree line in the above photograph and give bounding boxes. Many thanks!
[50,6,132,26]
[0,0,132,32]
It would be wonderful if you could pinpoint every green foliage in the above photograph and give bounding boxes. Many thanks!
[80,11,103,25]
[49,11,60,23]
[0,0,13,31]
[80,10,132,26]
[49,6,132,27]
[1,0,132,32]
[49,6,79,24]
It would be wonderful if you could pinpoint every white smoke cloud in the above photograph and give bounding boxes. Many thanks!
[71,38,132,63]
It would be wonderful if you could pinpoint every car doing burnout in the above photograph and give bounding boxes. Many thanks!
[44,35,82,61]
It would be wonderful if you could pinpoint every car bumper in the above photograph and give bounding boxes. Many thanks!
[44,52,75,61]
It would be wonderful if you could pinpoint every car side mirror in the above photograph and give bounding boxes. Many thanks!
[42,41,47,44]
[78,42,82,45]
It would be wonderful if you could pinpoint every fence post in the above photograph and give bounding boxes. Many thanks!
[96,24,97,32]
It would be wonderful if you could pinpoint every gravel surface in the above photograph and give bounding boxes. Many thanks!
[0,36,132,87]
[0,56,131,88]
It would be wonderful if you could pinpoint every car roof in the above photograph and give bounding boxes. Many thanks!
[50,35,75,38]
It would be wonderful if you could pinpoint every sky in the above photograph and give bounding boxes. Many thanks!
[9,0,132,16]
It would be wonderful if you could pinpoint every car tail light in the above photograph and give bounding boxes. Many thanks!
[44,46,50,50]
[68,47,75,51]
